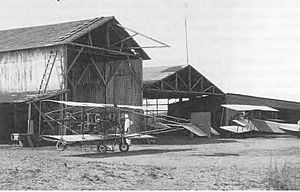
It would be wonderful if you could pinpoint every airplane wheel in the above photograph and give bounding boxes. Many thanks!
[119,142,129,153]
[56,141,67,151]
[97,144,107,153]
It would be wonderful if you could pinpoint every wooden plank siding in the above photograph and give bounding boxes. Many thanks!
[0,45,64,93]
[67,52,143,132]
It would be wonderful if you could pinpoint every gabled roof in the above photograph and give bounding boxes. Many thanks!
[0,17,149,59]
[143,65,225,99]
[143,65,184,84]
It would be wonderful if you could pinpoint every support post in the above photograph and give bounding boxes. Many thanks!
[13,104,17,131]
[188,66,192,91]
[27,103,32,134]
[39,101,41,135]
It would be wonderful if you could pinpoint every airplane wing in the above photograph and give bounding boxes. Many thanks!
[279,123,300,132]
[43,100,143,110]
[221,104,278,112]
[42,134,106,142]
[220,125,253,133]
[232,119,247,127]
[124,133,157,139]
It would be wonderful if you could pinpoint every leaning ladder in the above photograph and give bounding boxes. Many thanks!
[38,50,58,94]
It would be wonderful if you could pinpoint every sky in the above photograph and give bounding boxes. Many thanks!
[1,0,300,102]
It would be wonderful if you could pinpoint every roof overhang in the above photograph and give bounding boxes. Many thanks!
[0,89,67,104]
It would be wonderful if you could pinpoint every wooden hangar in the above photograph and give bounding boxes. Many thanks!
[0,16,168,143]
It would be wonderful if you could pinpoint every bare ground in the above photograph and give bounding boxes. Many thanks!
[0,135,299,190]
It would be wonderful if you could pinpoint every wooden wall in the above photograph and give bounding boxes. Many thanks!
[67,50,143,132]
[0,45,64,93]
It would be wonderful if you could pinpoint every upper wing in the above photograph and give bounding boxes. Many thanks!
[221,104,278,112]
[43,100,143,110]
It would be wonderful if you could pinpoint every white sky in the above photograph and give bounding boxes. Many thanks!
[1,0,300,102]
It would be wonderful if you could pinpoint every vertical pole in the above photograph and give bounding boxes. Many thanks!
[27,103,32,134]
[81,107,84,138]
[64,45,68,101]
[188,66,191,91]
[13,104,17,132]
[184,3,189,66]
[38,101,41,135]
[59,94,64,135]
[175,73,178,91]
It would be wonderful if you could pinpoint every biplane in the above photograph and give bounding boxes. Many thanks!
[220,104,300,137]
[219,104,279,134]
[40,100,205,153]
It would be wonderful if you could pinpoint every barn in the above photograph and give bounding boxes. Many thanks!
[143,65,300,135]
[0,17,150,143]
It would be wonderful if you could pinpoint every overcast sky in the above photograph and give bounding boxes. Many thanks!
[1,0,300,102]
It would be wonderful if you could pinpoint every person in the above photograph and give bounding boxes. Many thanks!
[239,111,246,120]
[124,114,133,146]
[124,114,133,133]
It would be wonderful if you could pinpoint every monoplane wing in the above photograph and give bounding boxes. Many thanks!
[43,100,143,110]
[221,104,278,112]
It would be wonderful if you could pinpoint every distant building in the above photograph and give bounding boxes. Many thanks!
[143,65,300,134]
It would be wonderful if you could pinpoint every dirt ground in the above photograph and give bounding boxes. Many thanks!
[0,135,299,190]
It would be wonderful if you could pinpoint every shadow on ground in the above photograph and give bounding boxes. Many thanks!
[64,148,192,158]
[152,137,239,145]
[191,152,240,157]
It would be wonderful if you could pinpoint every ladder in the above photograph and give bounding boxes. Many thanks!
[38,50,58,94]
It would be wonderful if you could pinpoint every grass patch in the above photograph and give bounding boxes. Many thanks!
[266,159,299,190]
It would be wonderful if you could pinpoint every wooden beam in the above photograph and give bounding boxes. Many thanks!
[106,23,110,48]
[67,75,75,89]
[188,66,192,91]
[32,102,56,134]
[162,80,175,90]
[191,77,203,90]
[203,85,214,93]
[107,62,124,85]
[88,32,93,46]
[177,73,188,89]
[90,56,108,86]
[38,101,41,134]
[69,42,137,57]
[175,73,178,90]
[74,63,91,88]
[109,33,138,48]
[67,46,126,59]
[67,47,84,74]
[27,103,32,134]
[13,104,17,131]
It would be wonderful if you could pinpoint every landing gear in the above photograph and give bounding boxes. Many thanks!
[119,142,129,152]
[96,143,107,153]
[56,140,67,151]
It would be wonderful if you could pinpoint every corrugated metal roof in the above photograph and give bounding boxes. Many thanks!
[0,17,150,59]
[143,65,183,84]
